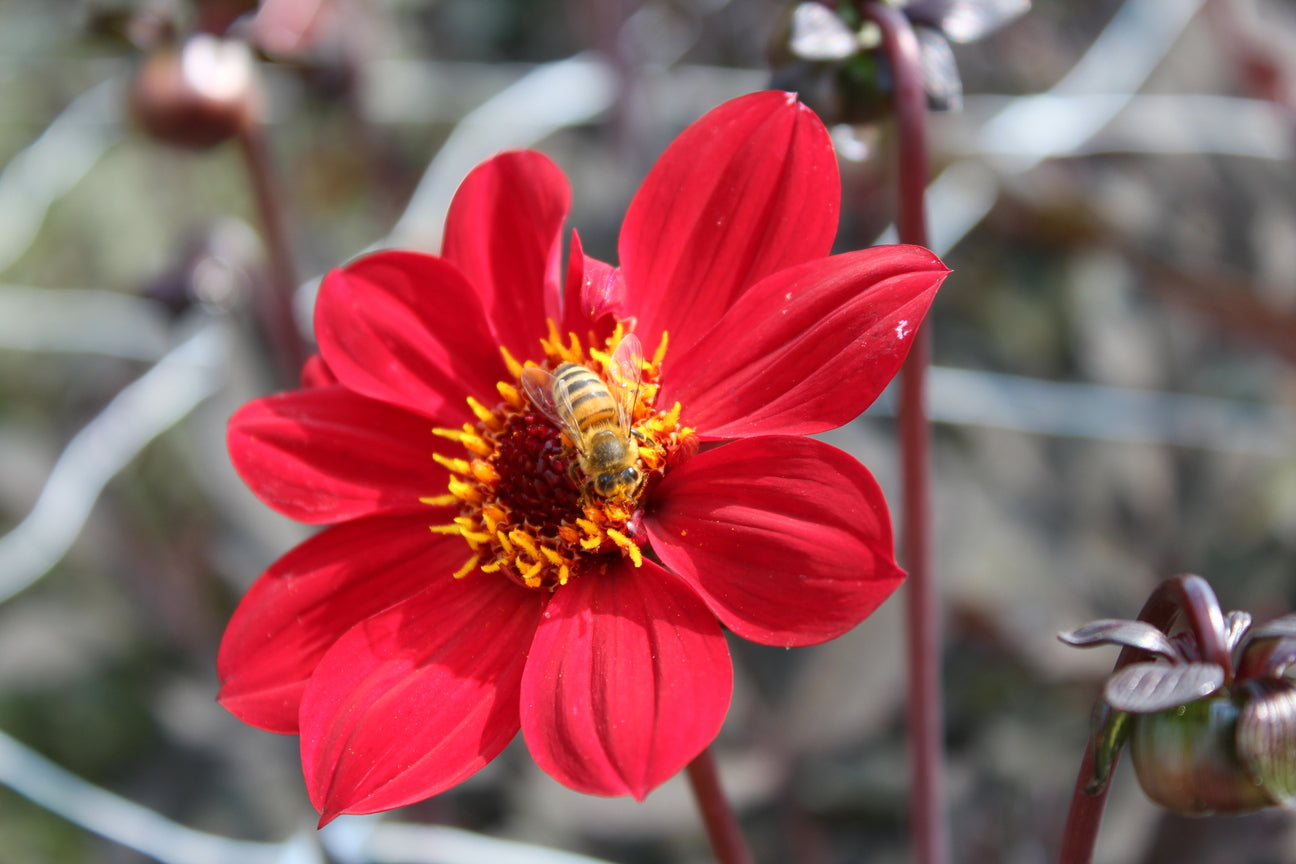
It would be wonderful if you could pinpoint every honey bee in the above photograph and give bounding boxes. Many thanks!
[521,334,644,499]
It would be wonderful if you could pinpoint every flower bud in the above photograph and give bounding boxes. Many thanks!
[1128,691,1287,815]
[1236,679,1296,809]
[129,34,259,149]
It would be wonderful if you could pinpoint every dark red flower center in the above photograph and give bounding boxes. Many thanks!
[491,412,582,535]
[427,322,692,590]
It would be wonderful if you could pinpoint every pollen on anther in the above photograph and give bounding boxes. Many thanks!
[466,396,500,429]
[433,453,472,475]
[421,494,457,506]
[471,459,499,484]
[652,331,669,368]
[520,559,543,586]
[605,528,643,567]
[498,381,524,408]
[509,530,540,559]
[452,555,480,579]
[499,345,526,380]
[447,476,481,502]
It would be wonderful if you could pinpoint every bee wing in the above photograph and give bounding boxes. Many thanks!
[607,333,643,434]
[520,366,582,440]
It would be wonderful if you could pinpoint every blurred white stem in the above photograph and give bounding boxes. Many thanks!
[0,75,124,276]
[0,322,227,602]
[0,728,313,864]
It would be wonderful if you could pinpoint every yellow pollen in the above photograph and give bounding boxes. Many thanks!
[605,529,643,567]
[652,331,669,368]
[447,476,481,502]
[543,319,563,352]
[520,559,544,587]
[433,453,472,475]
[432,425,492,457]
[497,381,524,409]
[479,509,500,534]
[466,396,500,428]
[470,459,499,484]
[509,529,540,559]
[452,555,480,579]
[661,401,682,427]
[432,426,465,442]
[499,345,525,380]
[421,494,457,506]
[421,321,693,591]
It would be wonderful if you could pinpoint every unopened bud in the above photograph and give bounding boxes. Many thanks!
[1129,694,1273,815]
[130,34,259,149]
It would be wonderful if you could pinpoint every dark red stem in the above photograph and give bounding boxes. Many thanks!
[859,5,945,864]
[685,748,754,864]
[237,121,308,384]
[1057,575,1226,864]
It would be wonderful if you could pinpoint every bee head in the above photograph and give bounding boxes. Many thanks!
[594,465,643,499]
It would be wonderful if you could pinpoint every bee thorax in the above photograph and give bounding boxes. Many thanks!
[586,429,634,465]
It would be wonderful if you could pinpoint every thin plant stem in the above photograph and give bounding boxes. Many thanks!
[685,748,754,864]
[1057,575,1223,864]
[859,4,946,864]
[1057,738,1109,864]
[236,121,308,385]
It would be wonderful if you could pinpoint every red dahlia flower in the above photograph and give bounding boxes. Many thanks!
[219,90,949,824]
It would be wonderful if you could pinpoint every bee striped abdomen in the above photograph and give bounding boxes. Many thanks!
[555,363,619,431]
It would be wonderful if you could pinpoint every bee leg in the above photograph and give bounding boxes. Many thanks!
[566,462,591,495]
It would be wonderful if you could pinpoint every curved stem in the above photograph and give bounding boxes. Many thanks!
[859,5,945,864]
[685,748,753,864]
[1057,575,1226,864]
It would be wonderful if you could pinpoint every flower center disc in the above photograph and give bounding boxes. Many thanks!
[428,323,691,590]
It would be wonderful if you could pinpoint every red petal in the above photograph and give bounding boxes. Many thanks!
[315,250,506,423]
[300,574,543,823]
[227,386,447,524]
[442,151,570,362]
[645,436,903,647]
[619,91,839,359]
[217,514,464,733]
[520,559,732,800]
[661,245,949,438]
[299,353,338,388]
[560,230,623,341]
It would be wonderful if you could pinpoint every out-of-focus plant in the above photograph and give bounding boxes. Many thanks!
[769,0,1029,126]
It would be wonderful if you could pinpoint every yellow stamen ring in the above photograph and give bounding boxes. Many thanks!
[423,323,693,590]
